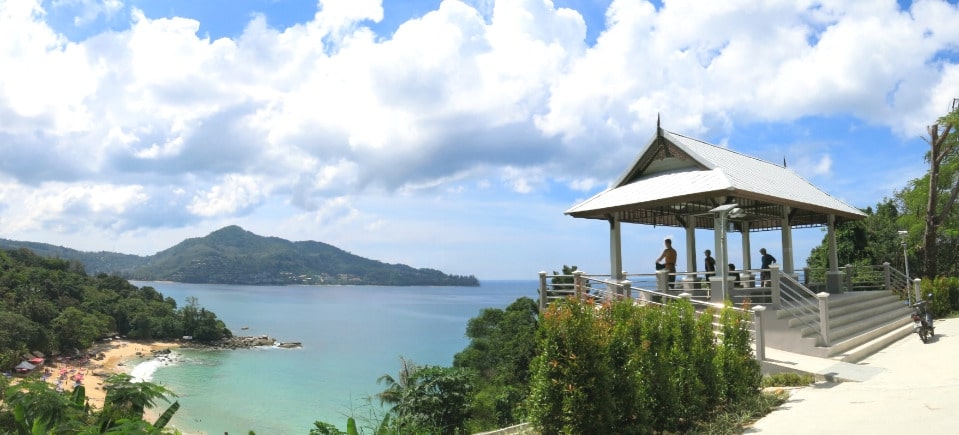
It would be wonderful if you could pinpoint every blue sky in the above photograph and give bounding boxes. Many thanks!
[1,0,958,280]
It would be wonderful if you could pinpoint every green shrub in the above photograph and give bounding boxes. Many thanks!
[527,297,760,434]
[922,276,959,316]
[715,301,762,403]
[527,297,613,434]
[602,300,653,433]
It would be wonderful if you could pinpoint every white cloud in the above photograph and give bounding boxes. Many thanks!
[0,0,958,277]
[0,180,147,232]
[188,175,268,217]
[793,153,833,177]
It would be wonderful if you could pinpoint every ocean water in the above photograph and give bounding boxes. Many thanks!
[129,280,537,435]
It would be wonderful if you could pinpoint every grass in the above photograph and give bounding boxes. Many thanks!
[686,389,790,435]
[761,371,816,388]
[685,373,813,434]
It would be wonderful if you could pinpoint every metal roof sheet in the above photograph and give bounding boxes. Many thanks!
[566,129,866,231]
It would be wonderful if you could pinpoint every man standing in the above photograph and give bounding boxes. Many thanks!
[703,249,716,276]
[760,248,777,287]
[656,238,678,289]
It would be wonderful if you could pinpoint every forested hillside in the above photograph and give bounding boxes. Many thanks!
[0,248,230,370]
[127,226,479,286]
[0,226,479,286]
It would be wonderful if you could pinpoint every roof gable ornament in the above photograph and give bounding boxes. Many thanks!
[622,118,702,185]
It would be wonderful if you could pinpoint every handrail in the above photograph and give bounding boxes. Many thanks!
[888,267,910,302]
[538,272,754,340]
[778,273,822,342]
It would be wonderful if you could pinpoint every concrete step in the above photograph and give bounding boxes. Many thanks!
[768,289,914,359]
[779,292,898,322]
[828,293,905,318]
[788,292,906,334]
[820,305,913,343]
[829,320,915,362]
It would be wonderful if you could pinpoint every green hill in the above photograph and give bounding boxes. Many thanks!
[0,226,479,286]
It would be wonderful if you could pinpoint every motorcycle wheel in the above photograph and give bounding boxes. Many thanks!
[919,327,929,343]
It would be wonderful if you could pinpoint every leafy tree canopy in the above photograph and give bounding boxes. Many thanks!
[0,248,231,370]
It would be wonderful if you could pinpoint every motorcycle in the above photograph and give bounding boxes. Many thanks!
[911,296,935,343]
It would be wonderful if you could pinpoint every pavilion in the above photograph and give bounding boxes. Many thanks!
[565,121,866,298]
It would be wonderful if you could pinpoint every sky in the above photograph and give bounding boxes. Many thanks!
[1,0,958,281]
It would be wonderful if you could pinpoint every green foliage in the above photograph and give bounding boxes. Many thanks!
[0,375,178,434]
[921,276,959,316]
[761,372,815,388]
[548,265,580,298]
[376,358,474,434]
[527,297,613,434]
[310,420,349,435]
[527,297,761,434]
[0,247,232,361]
[716,301,762,402]
[688,390,789,434]
[807,199,906,273]
[312,397,400,435]
[98,373,177,431]
[453,297,539,431]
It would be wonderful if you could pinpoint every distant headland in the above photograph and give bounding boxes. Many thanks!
[0,225,479,287]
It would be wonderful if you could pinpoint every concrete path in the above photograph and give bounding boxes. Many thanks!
[747,317,959,434]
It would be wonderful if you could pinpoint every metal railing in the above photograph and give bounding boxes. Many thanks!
[539,262,917,353]
[778,272,824,344]
[803,263,911,295]
[537,271,765,360]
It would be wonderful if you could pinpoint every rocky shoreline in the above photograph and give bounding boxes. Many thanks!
[180,335,302,350]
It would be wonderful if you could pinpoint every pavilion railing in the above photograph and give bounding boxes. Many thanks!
[539,262,917,353]
[803,263,912,297]
[537,271,766,361]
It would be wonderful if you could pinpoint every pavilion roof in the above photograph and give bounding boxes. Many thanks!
[565,128,866,231]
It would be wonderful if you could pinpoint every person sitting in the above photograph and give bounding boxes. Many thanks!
[728,263,741,287]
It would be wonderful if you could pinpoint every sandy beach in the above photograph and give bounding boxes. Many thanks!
[42,339,180,410]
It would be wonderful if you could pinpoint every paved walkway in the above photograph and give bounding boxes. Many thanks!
[747,317,959,434]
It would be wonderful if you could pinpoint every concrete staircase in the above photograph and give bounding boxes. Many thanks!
[763,291,914,363]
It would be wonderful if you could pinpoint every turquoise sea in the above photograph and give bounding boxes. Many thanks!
[128,280,537,435]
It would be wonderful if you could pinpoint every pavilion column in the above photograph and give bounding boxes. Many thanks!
[683,217,697,290]
[740,221,754,287]
[825,214,844,293]
[712,213,727,301]
[781,206,794,275]
[609,216,623,281]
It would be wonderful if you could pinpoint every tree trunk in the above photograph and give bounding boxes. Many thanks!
[923,122,955,279]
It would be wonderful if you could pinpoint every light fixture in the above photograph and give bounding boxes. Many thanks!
[709,204,747,301]
[898,230,910,301]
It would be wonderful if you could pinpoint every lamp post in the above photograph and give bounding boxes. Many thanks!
[898,230,910,302]
[710,204,746,302]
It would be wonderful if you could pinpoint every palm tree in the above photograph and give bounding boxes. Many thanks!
[375,356,419,411]
[98,373,179,431]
